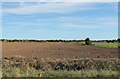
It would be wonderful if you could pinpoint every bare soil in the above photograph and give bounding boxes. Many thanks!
[2,42,118,58]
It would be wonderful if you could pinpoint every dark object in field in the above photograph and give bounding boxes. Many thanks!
[85,38,92,45]
[117,38,120,43]
[106,40,110,43]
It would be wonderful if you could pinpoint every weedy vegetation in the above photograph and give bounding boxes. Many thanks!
[2,57,120,77]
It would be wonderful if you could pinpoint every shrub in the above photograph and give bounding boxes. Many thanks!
[85,38,92,45]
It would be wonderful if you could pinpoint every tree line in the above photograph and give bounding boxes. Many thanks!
[0,38,119,43]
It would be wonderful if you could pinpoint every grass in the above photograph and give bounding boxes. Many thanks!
[45,70,119,77]
[92,42,118,48]
[2,67,119,77]
[66,42,119,48]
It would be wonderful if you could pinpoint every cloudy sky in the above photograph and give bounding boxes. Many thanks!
[2,2,118,40]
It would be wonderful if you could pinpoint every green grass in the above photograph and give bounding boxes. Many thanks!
[66,42,119,48]
[2,67,119,77]
[45,70,119,77]
[92,42,118,48]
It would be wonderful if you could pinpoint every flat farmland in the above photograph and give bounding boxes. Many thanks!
[2,42,118,58]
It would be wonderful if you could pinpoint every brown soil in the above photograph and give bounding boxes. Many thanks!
[2,42,118,58]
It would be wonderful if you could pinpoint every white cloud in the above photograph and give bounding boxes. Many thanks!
[37,17,81,22]
[0,9,2,16]
[3,2,96,14]
[2,0,119,2]
[37,19,49,21]
[36,16,117,27]
[32,29,43,32]
[63,23,100,28]
[60,17,117,28]
[0,2,2,16]
[100,22,117,26]
[6,16,117,29]
[6,22,48,26]
[37,16,88,22]
[96,17,118,26]
[57,17,85,22]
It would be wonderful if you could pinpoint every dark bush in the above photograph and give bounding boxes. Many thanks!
[85,38,92,45]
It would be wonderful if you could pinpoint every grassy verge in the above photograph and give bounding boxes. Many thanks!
[66,42,118,48]
[92,42,118,48]
[2,67,119,77]
[2,57,120,77]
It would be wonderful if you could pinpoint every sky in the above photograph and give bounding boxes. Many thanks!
[1,2,118,40]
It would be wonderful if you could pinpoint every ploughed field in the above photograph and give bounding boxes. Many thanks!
[2,42,118,58]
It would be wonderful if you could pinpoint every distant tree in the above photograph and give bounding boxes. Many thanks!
[117,38,120,43]
[106,40,110,43]
[85,38,92,45]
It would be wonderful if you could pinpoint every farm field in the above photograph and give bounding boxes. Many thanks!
[2,2,119,78]
[2,42,119,77]
[2,42,118,58]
